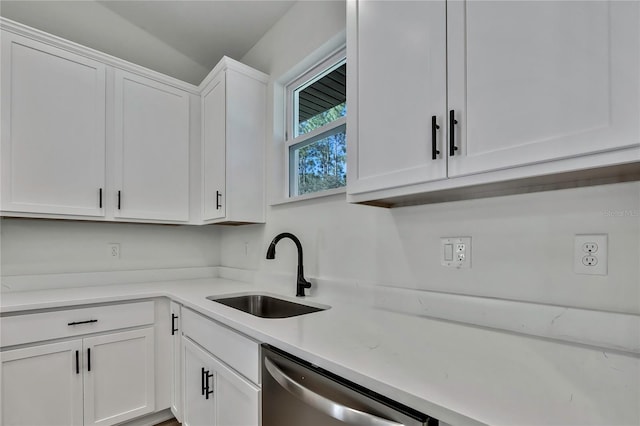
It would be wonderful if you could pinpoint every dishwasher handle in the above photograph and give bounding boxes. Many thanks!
[264,357,405,426]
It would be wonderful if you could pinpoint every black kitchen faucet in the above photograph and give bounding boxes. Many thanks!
[265,233,312,297]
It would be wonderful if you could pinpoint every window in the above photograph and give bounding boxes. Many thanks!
[286,49,346,197]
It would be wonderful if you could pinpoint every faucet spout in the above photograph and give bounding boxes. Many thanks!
[265,232,311,297]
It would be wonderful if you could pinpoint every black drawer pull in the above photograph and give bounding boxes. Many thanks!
[205,371,214,399]
[117,190,122,210]
[201,367,207,396]
[67,319,98,326]
[99,188,103,208]
[216,191,222,210]
[449,110,459,156]
[431,115,440,160]
[171,313,178,335]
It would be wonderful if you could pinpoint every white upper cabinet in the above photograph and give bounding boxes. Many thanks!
[1,32,106,216]
[201,72,227,221]
[347,0,447,195]
[0,22,270,224]
[447,0,640,177]
[113,70,190,222]
[200,58,267,224]
[347,0,640,205]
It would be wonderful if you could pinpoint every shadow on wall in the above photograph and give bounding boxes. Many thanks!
[0,218,221,276]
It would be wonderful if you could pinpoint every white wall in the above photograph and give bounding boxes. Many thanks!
[0,218,220,276]
[1,0,637,317]
[224,0,640,315]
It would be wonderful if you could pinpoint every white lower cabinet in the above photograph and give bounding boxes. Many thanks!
[1,340,84,426]
[1,328,155,426]
[182,337,259,426]
[170,301,183,422]
[83,328,155,426]
[180,308,260,426]
[0,302,156,426]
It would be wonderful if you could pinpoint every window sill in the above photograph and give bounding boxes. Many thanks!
[270,187,346,206]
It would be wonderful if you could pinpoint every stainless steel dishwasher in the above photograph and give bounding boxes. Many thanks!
[262,344,438,426]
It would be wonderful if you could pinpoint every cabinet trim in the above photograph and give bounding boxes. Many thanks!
[0,17,200,94]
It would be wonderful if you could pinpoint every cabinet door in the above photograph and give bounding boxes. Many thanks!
[114,70,190,222]
[170,302,183,422]
[0,32,106,216]
[201,73,227,221]
[347,0,447,195]
[83,328,155,426]
[182,337,259,426]
[182,337,215,426]
[447,0,640,177]
[211,347,260,426]
[1,340,84,426]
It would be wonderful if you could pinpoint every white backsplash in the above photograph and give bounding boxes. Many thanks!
[0,218,220,277]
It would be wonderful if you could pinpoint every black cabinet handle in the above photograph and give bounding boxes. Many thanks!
[171,314,178,335]
[205,371,214,399]
[99,188,103,208]
[68,319,98,326]
[75,350,79,374]
[201,367,207,396]
[87,348,91,372]
[449,110,459,156]
[431,116,440,160]
[216,191,222,210]
[117,191,121,210]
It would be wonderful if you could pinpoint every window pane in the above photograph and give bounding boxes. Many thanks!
[290,128,347,196]
[296,63,346,136]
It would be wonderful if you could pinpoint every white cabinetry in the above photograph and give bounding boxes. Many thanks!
[447,0,640,177]
[0,302,156,426]
[1,341,84,426]
[200,57,267,224]
[182,338,260,426]
[113,70,190,222]
[0,22,197,224]
[170,301,183,422]
[347,0,640,206]
[0,31,106,217]
[181,307,260,425]
[83,328,155,426]
[1,21,270,225]
[347,0,447,195]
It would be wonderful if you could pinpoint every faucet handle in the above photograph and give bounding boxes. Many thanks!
[296,278,312,297]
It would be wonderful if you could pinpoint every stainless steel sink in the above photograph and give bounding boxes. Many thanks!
[207,294,327,318]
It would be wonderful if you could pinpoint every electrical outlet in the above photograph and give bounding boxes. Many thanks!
[441,237,471,268]
[574,234,607,275]
[108,243,120,259]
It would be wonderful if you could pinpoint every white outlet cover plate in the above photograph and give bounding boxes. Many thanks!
[441,237,471,268]
[108,243,120,259]
[574,234,607,275]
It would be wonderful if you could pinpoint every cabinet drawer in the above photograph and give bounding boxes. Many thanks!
[1,301,154,348]
[182,308,259,384]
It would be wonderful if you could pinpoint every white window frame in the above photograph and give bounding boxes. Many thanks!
[285,47,347,198]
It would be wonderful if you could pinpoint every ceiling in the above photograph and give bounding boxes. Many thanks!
[0,0,296,85]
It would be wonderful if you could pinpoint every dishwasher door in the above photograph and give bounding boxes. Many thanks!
[261,345,437,426]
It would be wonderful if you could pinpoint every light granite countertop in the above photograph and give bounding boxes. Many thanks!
[1,277,638,426]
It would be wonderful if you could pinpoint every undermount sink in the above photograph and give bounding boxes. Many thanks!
[207,294,327,318]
